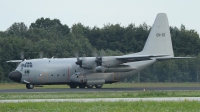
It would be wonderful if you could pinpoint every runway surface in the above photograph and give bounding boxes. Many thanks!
[0,87,200,93]
[0,97,200,103]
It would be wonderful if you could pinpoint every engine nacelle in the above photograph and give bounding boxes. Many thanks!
[82,57,96,69]
[70,72,87,83]
[102,57,122,67]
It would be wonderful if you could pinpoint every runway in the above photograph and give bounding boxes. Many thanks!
[1,97,200,103]
[0,87,200,93]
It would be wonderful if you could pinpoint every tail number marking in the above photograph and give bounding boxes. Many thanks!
[156,33,165,37]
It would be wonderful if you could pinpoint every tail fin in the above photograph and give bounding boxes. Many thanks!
[140,13,174,57]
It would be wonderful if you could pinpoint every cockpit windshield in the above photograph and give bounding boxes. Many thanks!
[20,63,24,71]
[19,62,33,71]
[24,62,33,67]
[21,64,24,67]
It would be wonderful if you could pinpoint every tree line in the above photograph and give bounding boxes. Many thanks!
[0,17,199,82]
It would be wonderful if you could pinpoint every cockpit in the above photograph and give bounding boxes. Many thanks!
[24,62,33,67]
[19,62,33,71]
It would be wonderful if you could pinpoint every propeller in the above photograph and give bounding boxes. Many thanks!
[39,51,43,59]
[92,50,98,58]
[75,50,106,69]
[95,49,105,66]
[20,51,24,60]
[74,51,82,67]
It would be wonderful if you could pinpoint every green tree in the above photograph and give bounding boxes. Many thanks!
[5,22,28,37]
[30,18,70,38]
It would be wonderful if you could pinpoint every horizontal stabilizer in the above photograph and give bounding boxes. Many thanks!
[156,57,195,61]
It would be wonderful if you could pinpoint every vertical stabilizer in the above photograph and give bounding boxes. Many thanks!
[140,13,174,57]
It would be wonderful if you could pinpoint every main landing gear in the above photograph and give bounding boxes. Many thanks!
[69,84,78,88]
[26,83,34,89]
[69,84,103,89]
[95,84,103,88]
[86,85,94,88]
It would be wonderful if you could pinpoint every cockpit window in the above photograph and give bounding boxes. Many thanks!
[20,64,24,71]
[24,62,33,68]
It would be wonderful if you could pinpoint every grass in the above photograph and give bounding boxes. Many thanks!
[1,101,200,112]
[1,83,200,112]
[1,91,200,99]
[1,82,200,89]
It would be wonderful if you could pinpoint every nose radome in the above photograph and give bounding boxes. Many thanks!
[8,71,22,83]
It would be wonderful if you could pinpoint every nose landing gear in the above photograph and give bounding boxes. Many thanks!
[26,84,34,89]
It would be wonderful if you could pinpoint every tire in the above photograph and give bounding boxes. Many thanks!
[78,84,86,88]
[26,84,34,89]
[95,84,103,88]
[87,85,94,88]
[69,84,77,88]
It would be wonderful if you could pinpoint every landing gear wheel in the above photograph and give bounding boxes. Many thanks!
[78,84,86,88]
[95,84,103,88]
[26,84,34,89]
[87,85,94,88]
[70,84,77,88]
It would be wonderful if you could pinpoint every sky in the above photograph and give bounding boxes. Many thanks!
[0,0,199,34]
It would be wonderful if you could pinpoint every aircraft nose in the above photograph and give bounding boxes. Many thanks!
[8,71,22,83]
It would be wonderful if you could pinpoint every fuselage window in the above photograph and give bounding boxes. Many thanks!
[63,74,65,76]
[51,74,53,76]
[57,74,59,76]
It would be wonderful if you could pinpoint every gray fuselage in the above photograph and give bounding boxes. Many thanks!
[14,57,156,85]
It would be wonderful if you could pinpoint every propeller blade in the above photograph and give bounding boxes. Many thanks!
[74,51,83,67]
[94,49,105,66]
[74,51,78,58]
[82,54,86,57]
[100,49,105,57]
[81,54,86,63]
[74,51,79,60]
[39,51,43,59]
[20,51,24,60]
[102,67,106,73]
[92,50,98,58]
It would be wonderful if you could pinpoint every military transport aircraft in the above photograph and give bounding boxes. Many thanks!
[7,13,192,89]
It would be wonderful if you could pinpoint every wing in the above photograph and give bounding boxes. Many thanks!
[116,54,168,62]
[7,60,23,63]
